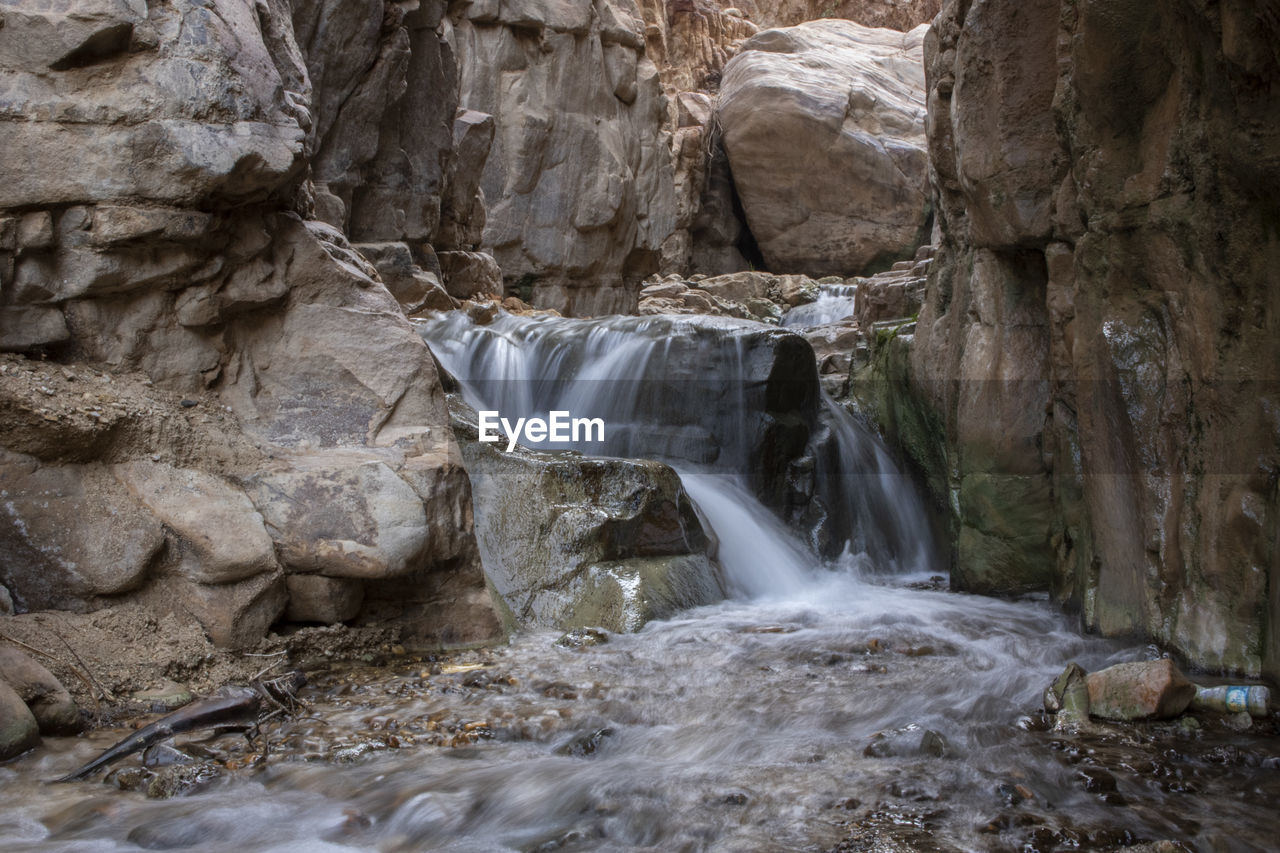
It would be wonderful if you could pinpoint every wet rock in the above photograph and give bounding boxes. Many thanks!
[0,647,82,735]
[863,723,951,759]
[452,397,722,633]
[1044,662,1091,726]
[718,21,929,276]
[1086,660,1195,721]
[142,743,196,769]
[0,678,40,761]
[0,585,11,616]
[555,627,610,648]
[555,726,614,758]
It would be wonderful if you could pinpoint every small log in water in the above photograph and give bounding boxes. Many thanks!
[55,672,306,782]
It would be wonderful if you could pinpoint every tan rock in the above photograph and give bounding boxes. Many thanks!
[162,572,288,650]
[0,648,82,735]
[1086,660,1196,721]
[115,462,277,586]
[438,251,504,301]
[718,21,929,276]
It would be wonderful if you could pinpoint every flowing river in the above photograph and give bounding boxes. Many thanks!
[0,312,1276,852]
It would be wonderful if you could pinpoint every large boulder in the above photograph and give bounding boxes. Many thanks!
[1086,660,1196,722]
[245,453,431,581]
[0,679,39,761]
[451,399,722,632]
[717,21,930,276]
[0,647,82,735]
[0,452,163,611]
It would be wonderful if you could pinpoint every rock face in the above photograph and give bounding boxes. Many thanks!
[717,21,931,276]
[451,399,723,632]
[0,1,502,650]
[881,0,1280,677]
[453,0,677,314]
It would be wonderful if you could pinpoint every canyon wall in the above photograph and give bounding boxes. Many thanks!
[0,0,500,648]
[892,0,1280,678]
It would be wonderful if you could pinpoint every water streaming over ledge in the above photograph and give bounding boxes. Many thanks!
[416,309,933,587]
[781,284,859,329]
[1,311,1277,851]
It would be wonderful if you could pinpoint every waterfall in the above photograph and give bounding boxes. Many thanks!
[780,283,859,328]
[417,310,935,594]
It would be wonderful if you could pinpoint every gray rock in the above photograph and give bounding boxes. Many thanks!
[0,648,82,735]
[455,1,676,313]
[284,575,364,624]
[114,462,278,585]
[0,679,40,761]
[0,452,163,610]
[246,453,430,580]
[452,398,722,632]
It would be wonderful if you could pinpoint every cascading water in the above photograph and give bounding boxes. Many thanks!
[416,309,933,591]
[2,311,1276,852]
[781,284,859,328]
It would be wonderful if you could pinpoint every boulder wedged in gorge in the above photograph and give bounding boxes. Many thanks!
[717,20,930,277]
[865,0,1280,678]
[450,398,723,633]
[0,0,502,652]
[453,0,676,314]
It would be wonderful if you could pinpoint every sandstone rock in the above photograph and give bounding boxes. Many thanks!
[0,0,308,210]
[220,216,452,450]
[114,462,277,586]
[0,648,82,735]
[451,398,722,632]
[437,110,496,251]
[0,0,146,72]
[245,454,430,580]
[697,271,773,303]
[0,679,39,761]
[0,453,163,610]
[455,1,676,313]
[284,575,364,624]
[160,572,288,650]
[718,21,929,276]
[354,242,451,314]
[438,251,504,301]
[870,0,1280,680]
[1086,660,1195,722]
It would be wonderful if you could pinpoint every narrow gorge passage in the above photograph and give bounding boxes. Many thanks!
[4,316,1274,852]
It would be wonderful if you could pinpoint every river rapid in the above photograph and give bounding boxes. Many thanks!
[0,311,1276,852]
